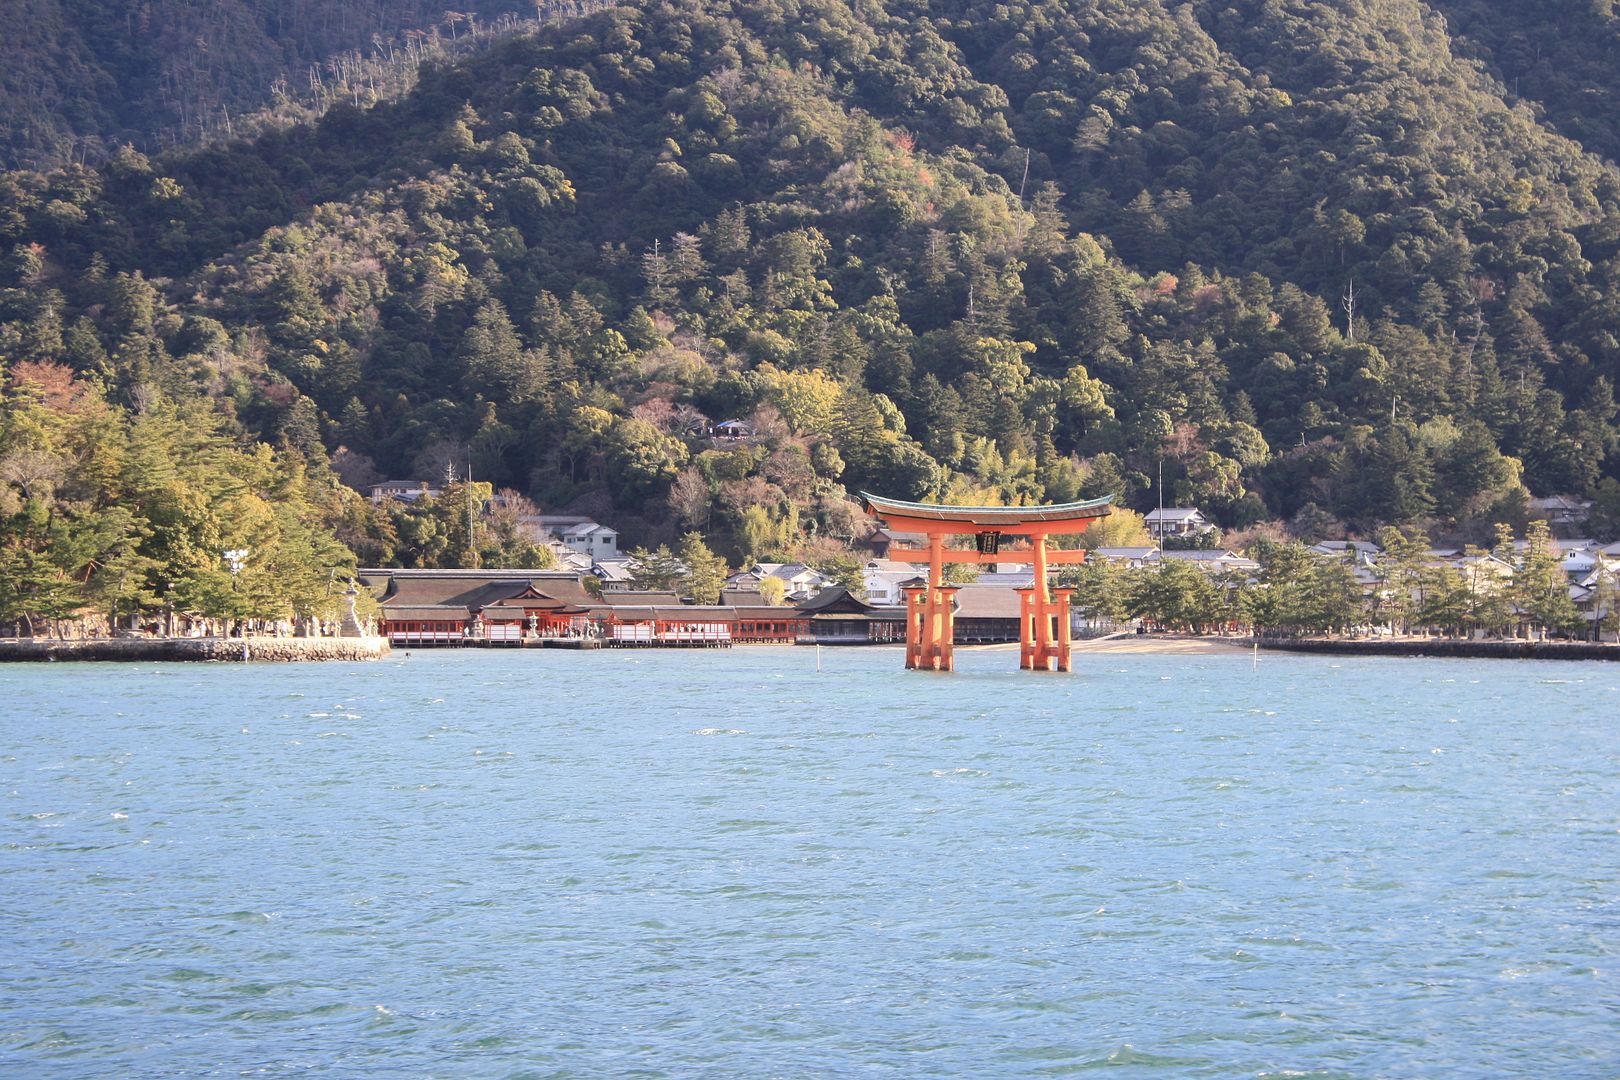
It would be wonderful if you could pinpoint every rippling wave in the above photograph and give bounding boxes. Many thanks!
[1,649,1616,1077]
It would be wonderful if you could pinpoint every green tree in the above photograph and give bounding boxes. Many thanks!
[1064,554,1129,628]
[628,545,685,592]
[1512,520,1580,638]
[678,531,728,603]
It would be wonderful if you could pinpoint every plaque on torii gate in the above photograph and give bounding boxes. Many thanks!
[860,492,1114,672]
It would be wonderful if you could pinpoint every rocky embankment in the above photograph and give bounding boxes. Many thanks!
[0,637,390,662]
[1254,638,1619,661]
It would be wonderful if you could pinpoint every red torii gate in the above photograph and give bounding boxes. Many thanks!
[860,492,1114,672]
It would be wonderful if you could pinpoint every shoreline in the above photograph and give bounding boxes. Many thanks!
[6,634,1614,662]
[1251,636,1620,661]
[966,635,1620,659]
[0,636,391,663]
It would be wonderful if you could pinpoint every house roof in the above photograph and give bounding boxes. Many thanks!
[598,591,683,606]
[731,605,805,620]
[561,522,615,538]
[796,585,892,617]
[865,558,924,574]
[951,586,1024,620]
[523,513,592,525]
[1145,507,1206,522]
[1150,550,1259,573]
[609,605,739,622]
[1578,565,1620,587]
[1092,546,1159,559]
[363,571,596,612]
[869,528,926,546]
[752,562,824,582]
[1529,495,1593,511]
[971,571,1037,588]
[1309,540,1382,556]
[380,604,472,621]
[594,559,637,581]
[550,549,592,570]
[375,576,529,610]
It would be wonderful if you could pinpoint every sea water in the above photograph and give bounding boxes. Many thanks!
[1,647,1616,1078]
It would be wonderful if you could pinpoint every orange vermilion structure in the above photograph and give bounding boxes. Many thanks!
[860,492,1114,672]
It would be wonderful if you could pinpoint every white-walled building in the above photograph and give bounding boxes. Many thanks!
[521,515,620,559]
[1144,507,1215,540]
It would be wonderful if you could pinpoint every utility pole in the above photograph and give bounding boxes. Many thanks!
[465,461,480,569]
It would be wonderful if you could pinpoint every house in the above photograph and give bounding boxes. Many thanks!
[1144,507,1215,540]
[367,479,441,505]
[971,570,1040,588]
[1090,546,1160,568]
[861,527,926,560]
[1573,564,1620,642]
[521,515,620,559]
[862,559,925,605]
[1448,551,1516,588]
[1308,540,1383,561]
[1158,549,1260,573]
[557,521,619,559]
[796,586,905,645]
[362,569,597,645]
[547,546,593,573]
[359,569,824,648]
[726,563,830,601]
[1529,494,1593,533]
[951,586,1025,643]
[592,557,638,585]
[1561,544,1599,579]
[1507,538,1601,579]
[713,419,755,440]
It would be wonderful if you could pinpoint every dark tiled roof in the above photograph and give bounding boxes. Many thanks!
[366,571,596,611]
[795,585,874,615]
[731,606,807,620]
[379,605,471,621]
[952,586,1025,620]
[599,591,683,607]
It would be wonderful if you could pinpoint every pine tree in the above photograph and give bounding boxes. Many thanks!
[677,531,728,603]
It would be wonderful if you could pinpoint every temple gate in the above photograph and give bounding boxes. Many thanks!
[860,493,1114,672]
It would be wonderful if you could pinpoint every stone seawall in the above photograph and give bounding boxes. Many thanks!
[0,637,391,663]
[1253,638,1620,661]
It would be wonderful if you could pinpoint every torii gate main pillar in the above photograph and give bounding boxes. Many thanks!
[861,493,1114,673]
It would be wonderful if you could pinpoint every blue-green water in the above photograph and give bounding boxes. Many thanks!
[2,647,1616,1078]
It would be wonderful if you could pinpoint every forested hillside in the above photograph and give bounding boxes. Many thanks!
[1430,0,1620,166]
[4,0,1620,622]
[0,0,541,169]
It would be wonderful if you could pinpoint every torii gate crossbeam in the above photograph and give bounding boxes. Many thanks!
[860,492,1114,672]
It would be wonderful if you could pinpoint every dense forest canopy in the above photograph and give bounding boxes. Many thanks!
[0,0,542,169]
[4,0,1620,628]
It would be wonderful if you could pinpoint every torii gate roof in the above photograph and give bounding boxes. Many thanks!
[860,492,1114,532]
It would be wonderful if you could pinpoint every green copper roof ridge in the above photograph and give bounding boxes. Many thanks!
[859,491,1115,514]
